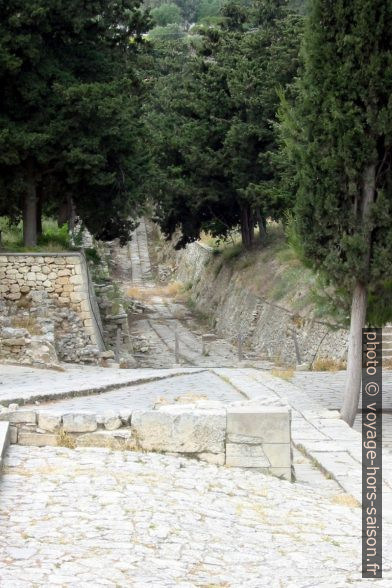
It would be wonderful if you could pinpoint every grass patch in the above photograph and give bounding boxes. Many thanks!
[271,367,295,380]
[56,429,76,449]
[0,216,71,252]
[221,242,244,262]
[84,247,101,265]
[331,494,360,508]
[312,358,346,372]
[127,282,184,301]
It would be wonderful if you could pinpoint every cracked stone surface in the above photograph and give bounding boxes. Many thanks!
[1,445,391,587]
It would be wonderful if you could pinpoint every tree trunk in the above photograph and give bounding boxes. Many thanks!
[23,178,38,248]
[241,206,254,249]
[256,210,267,244]
[58,198,69,226]
[68,195,76,232]
[340,282,368,426]
[341,163,376,426]
[36,185,43,238]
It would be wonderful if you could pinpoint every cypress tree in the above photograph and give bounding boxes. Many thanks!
[0,0,149,247]
[281,0,392,425]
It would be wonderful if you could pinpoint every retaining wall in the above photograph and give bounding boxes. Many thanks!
[0,401,292,480]
[175,242,349,366]
[0,252,104,364]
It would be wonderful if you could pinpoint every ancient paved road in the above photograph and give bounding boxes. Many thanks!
[1,445,391,588]
[0,364,202,405]
[34,371,244,413]
[117,219,270,369]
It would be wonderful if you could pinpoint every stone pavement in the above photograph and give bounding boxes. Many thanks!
[293,369,392,451]
[3,363,391,516]
[0,364,202,405]
[1,445,391,588]
[213,368,392,517]
[123,218,266,369]
[32,371,244,413]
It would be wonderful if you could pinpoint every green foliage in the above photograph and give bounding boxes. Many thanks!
[84,247,102,266]
[0,216,70,251]
[38,222,69,249]
[221,242,244,262]
[151,3,182,26]
[279,0,392,324]
[0,0,151,245]
[196,0,223,22]
[148,23,185,39]
[144,0,303,249]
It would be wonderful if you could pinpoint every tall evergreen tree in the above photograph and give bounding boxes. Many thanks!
[0,0,150,246]
[145,0,303,248]
[280,0,392,425]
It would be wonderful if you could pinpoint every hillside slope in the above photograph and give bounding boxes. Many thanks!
[157,230,349,367]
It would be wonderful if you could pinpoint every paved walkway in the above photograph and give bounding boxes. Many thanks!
[293,370,392,451]
[1,445,391,588]
[0,364,202,405]
[33,371,244,413]
[213,368,392,517]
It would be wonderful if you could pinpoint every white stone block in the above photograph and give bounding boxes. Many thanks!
[226,443,270,467]
[62,413,97,433]
[227,407,290,443]
[103,411,122,431]
[262,443,291,468]
[18,431,58,447]
[0,410,37,424]
[132,407,226,453]
[197,452,225,466]
[38,412,62,432]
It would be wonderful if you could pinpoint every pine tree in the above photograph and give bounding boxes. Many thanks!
[280,0,392,425]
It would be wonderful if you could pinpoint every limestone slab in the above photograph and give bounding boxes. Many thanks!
[0,410,37,425]
[62,413,97,433]
[76,430,133,450]
[262,443,291,468]
[227,407,290,443]
[18,431,57,447]
[38,412,62,432]
[132,407,226,453]
[225,443,270,468]
[269,466,292,481]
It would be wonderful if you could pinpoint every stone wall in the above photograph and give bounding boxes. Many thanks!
[174,242,349,366]
[0,400,292,480]
[0,253,104,365]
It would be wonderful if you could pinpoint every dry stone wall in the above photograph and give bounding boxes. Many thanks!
[174,242,349,366]
[0,253,104,365]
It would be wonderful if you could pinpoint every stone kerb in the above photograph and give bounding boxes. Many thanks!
[0,422,10,471]
[0,401,292,479]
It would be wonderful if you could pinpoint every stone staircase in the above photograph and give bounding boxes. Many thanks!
[383,324,392,363]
